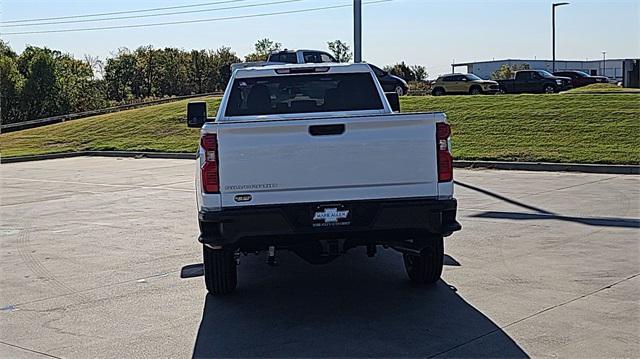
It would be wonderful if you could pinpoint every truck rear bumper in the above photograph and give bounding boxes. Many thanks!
[198,197,461,247]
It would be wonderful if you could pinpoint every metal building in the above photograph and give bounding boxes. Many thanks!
[452,58,640,87]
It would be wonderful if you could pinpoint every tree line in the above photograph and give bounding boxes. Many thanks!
[0,39,428,125]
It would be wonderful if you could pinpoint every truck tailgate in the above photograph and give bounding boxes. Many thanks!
[215,113,441,207]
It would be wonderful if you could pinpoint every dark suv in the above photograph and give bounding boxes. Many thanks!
[368,64,409,96]
[553,70,609,88]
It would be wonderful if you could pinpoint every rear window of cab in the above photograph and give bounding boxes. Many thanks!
[225,72,383,117]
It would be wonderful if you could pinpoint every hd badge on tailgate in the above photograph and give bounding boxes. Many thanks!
[312,205,350,227]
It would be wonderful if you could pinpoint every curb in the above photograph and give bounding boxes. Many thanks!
[2,151,638,175]
[1,151,196,164]
[454,160,639,175]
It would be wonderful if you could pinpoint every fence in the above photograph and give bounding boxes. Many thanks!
[1,92,223,133]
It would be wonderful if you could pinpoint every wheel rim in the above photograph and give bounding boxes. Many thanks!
[395,86,403,96]
[545,86,554,94]
[471,88,480,95]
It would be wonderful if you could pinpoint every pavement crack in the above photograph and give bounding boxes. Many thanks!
[429,273,640,358]
[0,340,62,358]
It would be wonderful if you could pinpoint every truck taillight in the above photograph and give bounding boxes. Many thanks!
[436,122,453,182]
[201,134,219,193]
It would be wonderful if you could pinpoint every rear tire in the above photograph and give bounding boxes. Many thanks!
[203,245,237,295]
[403,235,444,284]
[395,85,405,96]
[432,87,445,96]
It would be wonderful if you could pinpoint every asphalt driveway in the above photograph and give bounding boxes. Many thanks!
[1,157,638,358]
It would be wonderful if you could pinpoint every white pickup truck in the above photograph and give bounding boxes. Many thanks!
[187,63,461,294]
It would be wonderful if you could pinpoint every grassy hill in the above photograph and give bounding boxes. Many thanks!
[1,93,639,164]
[564,83,640,94]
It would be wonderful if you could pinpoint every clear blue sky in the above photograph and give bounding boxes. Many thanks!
[1,0,638,77]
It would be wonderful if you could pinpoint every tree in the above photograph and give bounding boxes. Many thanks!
[20,51,59,120]
[210,47,241,91]
[189,49,210,94]
[385,62,415,81]
[327,40,352,63]
[84,54,104,78]
[56,53,107,113]
[0,55,24,124]
[0,40,17,59]
[491,63,530,80]
[104,48,137,101]
[155,47,190,96]
[410,65,428,81]
[244,38,281,62]
[134,45,157,97]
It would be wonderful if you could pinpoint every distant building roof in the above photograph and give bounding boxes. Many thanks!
[452,58,634,66]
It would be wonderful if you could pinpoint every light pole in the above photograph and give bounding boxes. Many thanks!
[354,0,362,63]
[602,51,606,76]
[552,2,569,73]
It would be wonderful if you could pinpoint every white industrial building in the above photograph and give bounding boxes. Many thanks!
[452,58,640,87]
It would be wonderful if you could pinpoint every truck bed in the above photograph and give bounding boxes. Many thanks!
[199,112,447,209]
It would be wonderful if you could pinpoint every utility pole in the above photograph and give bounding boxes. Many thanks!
[552,2,569,72]
[602,51,606,76]
[354,0,362,63]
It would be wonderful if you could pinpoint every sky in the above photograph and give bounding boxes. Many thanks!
[1,0,638,78]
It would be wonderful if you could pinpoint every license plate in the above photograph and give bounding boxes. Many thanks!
[312,205,351,227]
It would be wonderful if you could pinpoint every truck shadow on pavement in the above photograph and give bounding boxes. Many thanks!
[191,251,527,358]
[471,211,640,228]
[456,180,639,229]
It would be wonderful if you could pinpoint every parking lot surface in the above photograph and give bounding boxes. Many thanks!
[1,157,638,358]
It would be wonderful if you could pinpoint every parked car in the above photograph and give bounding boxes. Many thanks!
[497,70,572,94]
[231,49,337,72]
[368,64,410,96]
[187,63,461,294]
[553,70,609,88]
[431,73,500,96]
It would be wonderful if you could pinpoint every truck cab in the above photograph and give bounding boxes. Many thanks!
[498,70,572,94]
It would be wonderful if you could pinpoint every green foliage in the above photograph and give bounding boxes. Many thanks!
[383,62,427,81]
[384,62,413,80]
[244,38,281,62]
[0,40,17,58]
[0,55,24,124]
[327,40,352,63]
[491,63,531,80]
[21,51,59,120]
[211,47,241,91]
[410,65,428,81]
[103,45,241,102]
[2,94,638,165]
[1,41,246,125]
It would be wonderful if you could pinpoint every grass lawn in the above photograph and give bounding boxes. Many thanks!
[564,83,640,94]
[1,93,639,164]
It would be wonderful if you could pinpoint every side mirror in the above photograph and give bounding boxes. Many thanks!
[187,101,207,128]
[385,92,400,112]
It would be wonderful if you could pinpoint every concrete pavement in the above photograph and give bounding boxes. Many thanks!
[0,157,638,358]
